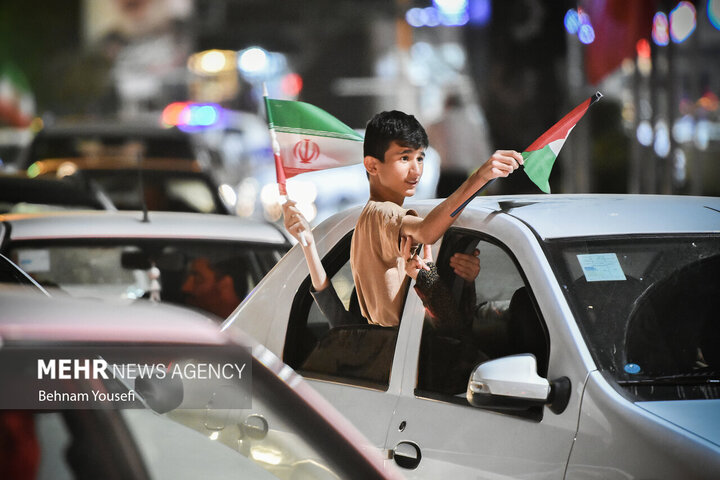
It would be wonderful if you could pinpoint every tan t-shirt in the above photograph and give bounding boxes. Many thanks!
[350,200,416,327]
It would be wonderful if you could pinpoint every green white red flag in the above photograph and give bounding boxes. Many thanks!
[522,91,603,193]
[263,94,363,195]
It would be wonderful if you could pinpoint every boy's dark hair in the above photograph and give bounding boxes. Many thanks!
[363,110,428,161]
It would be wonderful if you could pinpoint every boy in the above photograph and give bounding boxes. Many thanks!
[284,110,522,327]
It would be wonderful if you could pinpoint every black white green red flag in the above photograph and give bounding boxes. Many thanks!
[522,91,603,193]
[451,91,602,217]
[263,93,363,195]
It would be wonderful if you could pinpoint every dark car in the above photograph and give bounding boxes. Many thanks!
[0,173,111,214]
[19,120,232,214]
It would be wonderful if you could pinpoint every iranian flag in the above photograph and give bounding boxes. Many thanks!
[264,93,363,195]
[522,91,603,193]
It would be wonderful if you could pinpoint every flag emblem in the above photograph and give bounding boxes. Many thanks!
[264,94,364,194]
[294,139,320,164]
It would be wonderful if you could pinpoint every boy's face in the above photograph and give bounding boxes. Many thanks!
[371,140,425,199]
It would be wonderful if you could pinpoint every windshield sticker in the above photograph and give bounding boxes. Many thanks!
[17,250,50,273]
[577,253,627,282]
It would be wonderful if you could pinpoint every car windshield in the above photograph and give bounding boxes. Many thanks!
[8,240,286,319]
[547,234,720,401]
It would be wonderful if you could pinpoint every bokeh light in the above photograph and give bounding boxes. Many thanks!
[636,38,651,59]
[652,12,670,46]
[670,1,696,43]
[578,24,595,44]
[709,0,720,30]
[199,50,227,74]
[564,9,580,35]
[238,47,269,76]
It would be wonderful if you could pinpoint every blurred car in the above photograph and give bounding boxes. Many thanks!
[0,172,112,214]
[224,194,720,478]
[18,120,233,214]
[0,291,405,480]
[0,210,290,320]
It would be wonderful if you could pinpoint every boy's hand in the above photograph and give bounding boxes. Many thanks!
[401,235,431,280]
[477,150,524,183]
[450,249,480,282]
[282,200,314,247]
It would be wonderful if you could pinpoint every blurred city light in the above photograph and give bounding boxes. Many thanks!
[281,73,303,97]
[188,50,236,75]
[637,121,654,146]
[200,50,227,73]
[652,12,670,46]
[578,24,596,44]
[565,8,594,44]
[636,39,651,59]
[564,9,580,35]
[405,1,470,27]
[434,0,469,26]
[468,0,491,26]
[238,47,269,76]
[709,0,720,30]
[670,1,696,43]
[162,102,224,131]
[654,121,671,157]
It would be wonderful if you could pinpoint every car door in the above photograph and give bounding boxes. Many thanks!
[280,232,411,450]
[384,228,578,478]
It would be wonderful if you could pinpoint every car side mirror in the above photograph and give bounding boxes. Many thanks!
[467,354,570,414]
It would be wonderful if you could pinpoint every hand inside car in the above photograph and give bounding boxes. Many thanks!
[450,249,480,283]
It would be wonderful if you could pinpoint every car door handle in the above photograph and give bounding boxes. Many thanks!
[392,441,421,470]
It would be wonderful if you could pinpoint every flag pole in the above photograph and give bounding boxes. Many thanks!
[450,91,603,218]
[263,83,307,246]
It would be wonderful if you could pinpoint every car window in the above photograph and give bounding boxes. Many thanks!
[4,382,344,479]
[284,232,399,390]
[415,229,549,402]
[7,240,286,319]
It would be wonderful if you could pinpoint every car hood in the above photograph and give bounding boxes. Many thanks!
[636,399,720,448]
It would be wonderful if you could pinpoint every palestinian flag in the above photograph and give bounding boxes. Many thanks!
[264,95,363,194]
[522,91,603,193]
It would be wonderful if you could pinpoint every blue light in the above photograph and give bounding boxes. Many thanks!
[424,7,441,27]
[406,7,425,28]
[468,0,491,26]
[564,9,579,34]
[578,24,595,44]
[190,105,219,126]
[710,0,720,30]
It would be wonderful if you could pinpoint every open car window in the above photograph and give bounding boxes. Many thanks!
[284,232,399,390]
[414,229,549,413]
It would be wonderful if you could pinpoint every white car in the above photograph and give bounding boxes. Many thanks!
[224,194,720,479]
[0,210,290,319]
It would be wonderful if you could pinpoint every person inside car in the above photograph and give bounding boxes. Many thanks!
[181,256,248,319]
[284,110,522,328]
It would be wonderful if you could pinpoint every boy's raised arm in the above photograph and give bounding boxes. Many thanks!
[282,200,330,292]
[401,150,523,244]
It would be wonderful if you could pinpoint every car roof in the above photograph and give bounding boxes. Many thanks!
[1,210,289,245]
[0,291,227,344]
[407,194,720,240]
